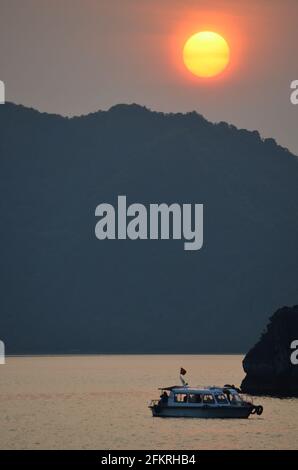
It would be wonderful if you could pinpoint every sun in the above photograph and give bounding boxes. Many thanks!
[183,31,230,78]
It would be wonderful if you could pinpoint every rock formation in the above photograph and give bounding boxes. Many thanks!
[241,305,298,396]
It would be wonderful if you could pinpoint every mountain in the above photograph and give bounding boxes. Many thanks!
[241,305,298,396]
[0,102,298,354]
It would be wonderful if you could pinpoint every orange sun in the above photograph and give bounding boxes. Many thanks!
[183,31,230,78]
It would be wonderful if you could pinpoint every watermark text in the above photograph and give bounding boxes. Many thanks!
[95,196,203,251]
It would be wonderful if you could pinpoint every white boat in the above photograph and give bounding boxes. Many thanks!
[149,381,263,419]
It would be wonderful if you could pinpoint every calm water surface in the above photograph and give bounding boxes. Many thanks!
[0,355,297,450]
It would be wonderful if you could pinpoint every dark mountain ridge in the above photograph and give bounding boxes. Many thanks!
[0,102,297,354]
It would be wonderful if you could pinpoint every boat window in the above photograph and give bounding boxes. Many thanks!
[202,394,215,404]
[230,393,242,403]
[215,393,228,404]
[189,393,202,403]
[174,394,188,403]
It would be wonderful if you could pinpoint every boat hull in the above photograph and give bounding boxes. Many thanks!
[150,405,252,419]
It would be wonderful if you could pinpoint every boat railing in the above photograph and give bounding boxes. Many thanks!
[240,394,254,404]
[149,399,160,407]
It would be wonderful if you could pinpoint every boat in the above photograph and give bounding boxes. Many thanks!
[149,370,263,419]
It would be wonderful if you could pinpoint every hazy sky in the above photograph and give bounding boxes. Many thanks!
[1,0,298,153]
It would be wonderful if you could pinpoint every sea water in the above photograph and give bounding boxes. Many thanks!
[0,355,297,450]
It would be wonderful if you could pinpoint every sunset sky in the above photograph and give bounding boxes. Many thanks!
[0,0,297,153]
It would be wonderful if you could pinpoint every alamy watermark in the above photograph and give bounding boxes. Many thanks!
[0,80,5,104]
[290,80,298,105]
[290,340,298,365]
[95,196,203,251]
[0,340,5,364]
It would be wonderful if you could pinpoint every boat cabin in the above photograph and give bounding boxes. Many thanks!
[159,386,244,407]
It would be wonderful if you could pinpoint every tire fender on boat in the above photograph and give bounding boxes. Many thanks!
[251,405,263,416]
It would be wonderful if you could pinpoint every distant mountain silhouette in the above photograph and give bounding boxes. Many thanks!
[0,102,298,354]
